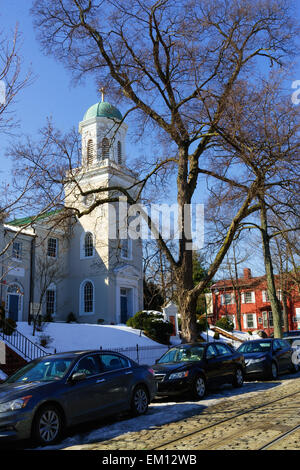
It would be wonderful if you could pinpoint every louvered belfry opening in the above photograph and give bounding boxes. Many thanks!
[87,139,94,166]
[102,137,110,159]
[117,140,122,164]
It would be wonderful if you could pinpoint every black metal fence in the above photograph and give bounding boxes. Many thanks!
[100,344,170,365]
[0,320,47,361]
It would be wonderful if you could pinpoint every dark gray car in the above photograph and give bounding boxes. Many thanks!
[0,350,156,445]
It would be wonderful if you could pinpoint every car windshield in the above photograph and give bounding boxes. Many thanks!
[5,357,74,384]
[158,346,205,364]
[237,342,272,353]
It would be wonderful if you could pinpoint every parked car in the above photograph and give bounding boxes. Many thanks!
[152,342,245,399]
[0,350,156,445]
[283,330,300,337]
[236,339,299,380]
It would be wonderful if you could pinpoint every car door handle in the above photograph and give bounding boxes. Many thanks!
[125,371,133,375]
[96,378,106,383]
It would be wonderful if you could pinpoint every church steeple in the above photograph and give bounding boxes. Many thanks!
[78,96,127,169]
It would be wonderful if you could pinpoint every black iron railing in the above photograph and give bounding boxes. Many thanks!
[0,320,47,361]
[100,344,170,365]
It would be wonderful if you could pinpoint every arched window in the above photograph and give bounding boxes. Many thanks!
[84,232,94,258]
[83,281,94,314]
[102,138,110,159]
[87,139,94,166]
[117,141,122,165]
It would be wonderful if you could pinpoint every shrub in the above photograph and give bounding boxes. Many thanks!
[127,310,163,330]
[66,312,77,323]
[127,310,173,344]
[215,317,234,332]
[213,331,220,339]
[248,330,253,336]
[2,318,17,336]
[196,317,208,334]
[97,318,104,325]
[143,318,174,345]
[39,334,53,348]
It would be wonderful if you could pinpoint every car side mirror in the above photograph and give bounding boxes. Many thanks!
[70,372,86,383]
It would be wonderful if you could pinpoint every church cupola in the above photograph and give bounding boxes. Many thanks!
[79,88,127,168]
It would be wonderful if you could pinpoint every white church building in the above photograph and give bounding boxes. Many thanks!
[0,98,144,325]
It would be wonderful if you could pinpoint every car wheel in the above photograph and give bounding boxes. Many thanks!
[131,385,149,416]
[269,362,278,380]
[232,367,244,388]
[32,405,63,446]
[192,375,206,399]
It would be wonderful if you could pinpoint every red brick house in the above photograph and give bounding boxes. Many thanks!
[209,268,300,336]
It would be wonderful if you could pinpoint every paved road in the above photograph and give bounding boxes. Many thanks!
[64,375,300,451]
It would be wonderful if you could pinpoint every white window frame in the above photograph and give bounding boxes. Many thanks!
[120,238,132,260]
[45,284,56,317]
[47,237,58,259]
[243,313,257,329]
[12,241,22,261]
[221,293,234,305]
[242,291,255,304]
[79,279,95,316]
[80,232,95,259]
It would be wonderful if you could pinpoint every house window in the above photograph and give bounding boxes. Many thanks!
[84,281,94,314]
[268,311,273,327]
[84,233,94,258]
[46,287,56,316]
[222,293,233,305]
[102,138,110,159]
[12,242,22,260]
[244,291,254,303]
[244,313,256,329]
[117,141,122,164]
[120,239,131,259]
[262,290,269,302]
[47,238,58,258]
[87,139,94,166]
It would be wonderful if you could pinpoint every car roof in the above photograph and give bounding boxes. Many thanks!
[38,350,127,360]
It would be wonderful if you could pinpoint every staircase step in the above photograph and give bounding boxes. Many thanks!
[0,344,28,378]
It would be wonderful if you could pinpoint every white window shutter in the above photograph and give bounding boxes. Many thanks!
[253,314,258,329]
[241,292,245,304]
[262,291,266,302]
[221,295,224,305]
[252,291,256,303]
[243,314,247,328]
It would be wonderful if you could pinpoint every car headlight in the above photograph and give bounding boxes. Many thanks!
[247,357,266,365]
[0,395,32,413]
[169,371,189,380]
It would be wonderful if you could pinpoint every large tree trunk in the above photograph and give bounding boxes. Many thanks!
[260,197,283,338]
[176,145,198,342]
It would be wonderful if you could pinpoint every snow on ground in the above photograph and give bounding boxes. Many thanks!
[16,322,179,365]
[38,375,298,450]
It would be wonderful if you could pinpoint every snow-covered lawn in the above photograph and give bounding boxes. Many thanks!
[16,322,180,365]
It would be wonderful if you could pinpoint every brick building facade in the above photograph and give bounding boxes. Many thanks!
[209,268,300,336]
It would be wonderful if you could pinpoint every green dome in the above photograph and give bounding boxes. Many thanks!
[83,101,122,121]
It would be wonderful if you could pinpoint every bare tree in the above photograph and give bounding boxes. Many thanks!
[212,77,300,338]
[0,24,33,134]
[17,0,297,341]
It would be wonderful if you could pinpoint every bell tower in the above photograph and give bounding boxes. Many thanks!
[78,89,128,168]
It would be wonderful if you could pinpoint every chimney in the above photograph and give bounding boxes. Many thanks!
[243,268,251,279]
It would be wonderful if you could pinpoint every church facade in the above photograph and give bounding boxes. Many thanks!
[0,99,144,324]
